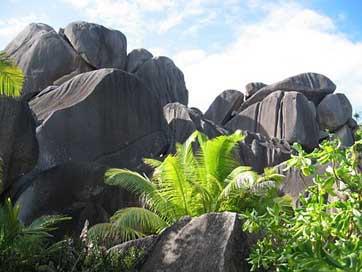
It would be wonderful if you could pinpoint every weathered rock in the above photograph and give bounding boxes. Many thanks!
[334,124,354,147]
[244,82,267,99]
[140,212,251,272]
[317,93,352,131]
[204,89,244,126]
[164,103,227,152]
[239,73,336,111]
[29,69,169,170]
[238,131,291,173]
[0,97,38,194]
[5,23,91,95]
[226,91,320,150]
[15,162,108,232]
[64,21,127,70]
[163,103,196,152]
[126,48,153,73]
[136,56,188,107]
[347,118,358,131]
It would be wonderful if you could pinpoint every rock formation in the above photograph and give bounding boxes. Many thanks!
[0,21,358,270]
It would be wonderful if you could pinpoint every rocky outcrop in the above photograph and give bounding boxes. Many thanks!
[29,69,169,170]
[204,89,244,126]
[126,48,153,73]
[244,82,266,99]
[239,73,336,112]
[139,212,251,272]
[226,91,320,150]
[238,131,291,173]
[164,102,227,152]
[64,21,127,70]
[334,124,354,147]
[317,93,352,132]
[15,162,109,233]
[163,103,197,151]
[0,97,38,194]
[5,23,91,95]
[136,56,188,107]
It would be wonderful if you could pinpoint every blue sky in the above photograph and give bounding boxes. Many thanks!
[1,0,362,114]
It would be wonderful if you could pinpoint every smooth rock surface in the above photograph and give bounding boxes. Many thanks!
[0,97,38,194]
[126,48,153,73]
[136,57,188,107]
[29,69,169,170]
[5,23,91,95]
[204,89,244,126]
[163,102,196,152]
[226,91,320,150]
[16,162,108,232]
[334,124,354,147]
[317,93,352,131]
[244,82,267,99]
[240,73,336,111]
[140,212,249,272]
[64,21,127,70]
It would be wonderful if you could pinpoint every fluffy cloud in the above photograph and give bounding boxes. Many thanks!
[0,15,46,49]
[173,2,362,112]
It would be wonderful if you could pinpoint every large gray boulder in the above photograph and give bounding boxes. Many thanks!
[226,91,320,150]
[15,162,109,233]
[238,132,291,173]
[136,56,188,107]
[164,103,227,152]
[126,48,153,73]
[163,103,196,151]
[5,23,91,95]
[317,93,352,131]
[64,21,127,70]
[334,124,354,147]
[29,68,169,170]
[0,97,38,194]
[140,212,250,272]
[239,73,336,111]
[204,89,244,126]
[244,82,267,99]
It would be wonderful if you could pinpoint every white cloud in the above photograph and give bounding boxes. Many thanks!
[0,14,47,49]
[172,2,362,113]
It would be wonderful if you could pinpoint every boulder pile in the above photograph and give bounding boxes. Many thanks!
[0,20,357,271]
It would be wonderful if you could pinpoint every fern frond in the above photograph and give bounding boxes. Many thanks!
[111,207,168,234]
[0,52,24,96]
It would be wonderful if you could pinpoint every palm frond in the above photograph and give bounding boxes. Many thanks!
[158,155,192,216]
[206,131,243,179]
[111,207,168,234]
[215,168,258,210]
[0,52,24,96]
[105,168,177,221]
[26,215,71,236]
[143,158,162,169]
[88,222,144,246]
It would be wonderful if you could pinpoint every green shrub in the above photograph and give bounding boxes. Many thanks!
[241,133,362,271]
[0,198,70,271]
[89,130,283,245]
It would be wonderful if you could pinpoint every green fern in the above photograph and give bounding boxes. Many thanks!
[90,130,283,244]
[0,52,24,97]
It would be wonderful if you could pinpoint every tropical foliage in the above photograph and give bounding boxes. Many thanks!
[89,130,284,245]
[241,132,362,271]
[0,198,70,271]
[0,51,24,97]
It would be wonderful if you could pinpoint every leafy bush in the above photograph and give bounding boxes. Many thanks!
[241,133,362,271]
[0,198,70,271]
[0,51,24,96]
[89,130,283,245]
